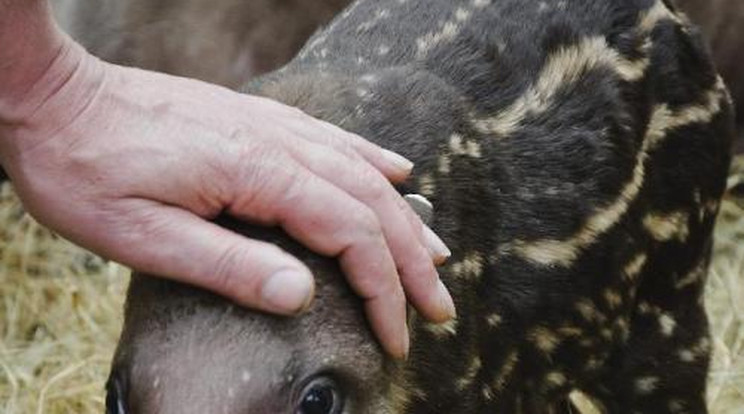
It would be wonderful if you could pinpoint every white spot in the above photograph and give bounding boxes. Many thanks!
[456,356,482,390]
[300,33,329,59]
[643,210,690,242]
[492,351,519,393]
[377,45,391,55]
[658,313,677,337]
[675,259,706,290]
[679,349,695,362]
[360,74,378,84]
[635,376,659,394]
[569,390,603,413]
[241,370,252,383]
[624,253,648,281]
[438,153,451,174]
[545,371,566,387]
[449,133,483,158]
[669,400,686,411]
[638,301,656,314]
[357,8,391,32]
[450,252,485,279]
[417,21,460,56]
[530,327,561,354]
[486,313,503,328]
[482,383,495,401]
[575,299,600,321]
[455,8,471,22]
[603,289,623,309]
[418,174,436,197]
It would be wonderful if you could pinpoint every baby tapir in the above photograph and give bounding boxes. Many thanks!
[107,0,734,413]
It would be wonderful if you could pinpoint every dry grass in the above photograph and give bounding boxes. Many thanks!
[706,156,744,412]
[0,183,129,414]
[1,157,743,414]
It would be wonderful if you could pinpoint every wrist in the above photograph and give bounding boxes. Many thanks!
[0,0,67,115]
[0,35,106,181]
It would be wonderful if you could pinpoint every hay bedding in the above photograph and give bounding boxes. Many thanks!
[1,157,743,414]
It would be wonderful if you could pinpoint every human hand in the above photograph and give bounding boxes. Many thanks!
[0,37,454,358]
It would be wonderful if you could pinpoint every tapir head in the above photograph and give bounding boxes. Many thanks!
[106,198,433,414]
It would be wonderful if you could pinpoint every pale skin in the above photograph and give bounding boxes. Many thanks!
[0,0,455,359]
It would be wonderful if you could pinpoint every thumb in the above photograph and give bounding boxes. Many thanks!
[111,201,315,315]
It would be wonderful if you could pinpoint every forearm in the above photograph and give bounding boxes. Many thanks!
[0,0,68,123]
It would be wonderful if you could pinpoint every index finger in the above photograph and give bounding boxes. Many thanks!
[227,155,410,358]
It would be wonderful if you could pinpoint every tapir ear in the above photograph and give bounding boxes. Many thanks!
[404,194,434,226]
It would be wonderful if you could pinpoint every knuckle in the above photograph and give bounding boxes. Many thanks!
[333,135,362,160]
[350,205,384,240]
[356,166,390,202]
[233,143,299,210]
[111,203,166,247]
[379,281,406,308]
[210,242,251,295]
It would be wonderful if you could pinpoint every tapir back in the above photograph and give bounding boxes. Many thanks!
[256,0,733,411]
[111,0,733,413]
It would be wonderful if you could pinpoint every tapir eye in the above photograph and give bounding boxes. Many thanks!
[296,376,344,414]
[105,374,128,414]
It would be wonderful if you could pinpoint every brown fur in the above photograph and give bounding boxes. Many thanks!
[54,0,351,87]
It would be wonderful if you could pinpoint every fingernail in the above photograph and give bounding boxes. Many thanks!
[438,280,457,319]
[382,149,414,173]
[423,225,451,263]
[261,269,314,314]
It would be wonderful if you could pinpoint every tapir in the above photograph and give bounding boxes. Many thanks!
[95,0,736,412]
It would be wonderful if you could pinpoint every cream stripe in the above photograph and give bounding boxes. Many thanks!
[416,0,491,57]
[473,0,683,138]
[639,0,683,33]
[500,78,726,267]
[473,36,649,137]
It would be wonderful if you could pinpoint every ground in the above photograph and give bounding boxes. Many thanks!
[1,156,743,413]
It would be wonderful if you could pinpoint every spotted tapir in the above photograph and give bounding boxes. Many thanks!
[102,0,734,413]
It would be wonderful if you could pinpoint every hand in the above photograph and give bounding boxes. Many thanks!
[0,36,455,358]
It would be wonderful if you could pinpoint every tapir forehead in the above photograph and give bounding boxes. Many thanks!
[112,220,391,413]
[124,320,293,413]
